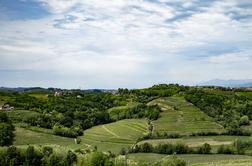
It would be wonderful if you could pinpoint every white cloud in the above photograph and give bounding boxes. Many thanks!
[207,51,252,64]
[0,0,251,88]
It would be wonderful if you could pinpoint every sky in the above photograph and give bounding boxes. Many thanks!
[0,0,251,89]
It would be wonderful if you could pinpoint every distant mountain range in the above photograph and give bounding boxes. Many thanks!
[0,87,117,93]
[199,79,252,88]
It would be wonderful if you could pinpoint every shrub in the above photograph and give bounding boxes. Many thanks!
[239,115,250,125]
[140,143,154,153]
[174,143,190,154]
[191,131,220,136]
[131,143,191,155]
[90,152,111,166]
[76,137,81,144]
[217,145,235,154]
[65,150,77,166]
[119,148,127,155]
[161,155,186,166]
[53,124,83,138]
[24,146,43,166]
[197,143,211,154]
[155,143,174,154]
[42,146,53,156]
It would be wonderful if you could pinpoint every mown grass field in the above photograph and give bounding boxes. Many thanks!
[128,153,252,165]
[137,135,251,148]
[181,154,252,166]
[6,109,40,122]
[80,119,148,153]
[14,127,87,150]
[148,97,225,135]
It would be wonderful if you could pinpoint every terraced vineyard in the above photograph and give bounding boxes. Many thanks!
[148,96,225,135]
[80,119,148,153]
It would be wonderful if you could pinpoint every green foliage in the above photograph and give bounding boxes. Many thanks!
[90,152,111,166]
[217,145,235,154]
[65,150,77,166]
[119,147,127,155]
[197,143,211,154]
[150,97,225,135]
[52,124,82,138]
[239,115,250,125]
[42,146,53,157]
[129,142,191,155]
[185,89,252,135]
[0,112,15,146]
[24,146,42,166]
[160,155,186,166]
[109,103,161,121]
[76,137,81,144]
[0,146,77,166]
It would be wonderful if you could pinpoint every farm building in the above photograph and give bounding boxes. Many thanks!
[0,104,14,111]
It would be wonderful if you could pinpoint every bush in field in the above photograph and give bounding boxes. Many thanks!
[119,148,127,155]
[217,145,235,154]
[90,152,111,166]
[160,155,186,166]
[65,150,77,166]
[239,115,250,125]
[197,143,211,154]
[52,124,83,138]
[42,146,53,156]
[76,137,81,144]
[140,143,154,153]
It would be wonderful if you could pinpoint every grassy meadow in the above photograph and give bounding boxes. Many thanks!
[128,153,252,165]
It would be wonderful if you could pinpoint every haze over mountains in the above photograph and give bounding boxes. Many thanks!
[1,79,252,91]
[199,79,252,87]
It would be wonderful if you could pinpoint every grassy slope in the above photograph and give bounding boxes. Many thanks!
[148,96,225,135]
[137,135,251,148]
[14,119,148,153]
[180,154,252,166]
[128,153,252,165]
[14,127,87,150]
[6,110,41,122]
[80,119,148,153]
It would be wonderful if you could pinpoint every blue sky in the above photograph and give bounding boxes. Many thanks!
[0,0,251,89]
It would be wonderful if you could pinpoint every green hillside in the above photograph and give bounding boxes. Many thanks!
[128,153,252,165]
[80,119,148,153]
[1,85,252,166]
[149,96,225,135]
